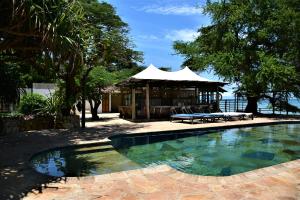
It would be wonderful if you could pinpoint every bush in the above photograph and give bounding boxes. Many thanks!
[0,112,23,118]
[39,92,63,117]
[19,93,46,115]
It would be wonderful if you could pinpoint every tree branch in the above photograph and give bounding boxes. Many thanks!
[0,28,42,37]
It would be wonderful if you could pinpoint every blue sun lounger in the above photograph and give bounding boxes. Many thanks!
[211,112,254,120]
[170,113,222,124]
[170,113,199,124]
[192,113,224,122]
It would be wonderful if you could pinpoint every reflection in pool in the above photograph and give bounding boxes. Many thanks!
[31,124,300,177]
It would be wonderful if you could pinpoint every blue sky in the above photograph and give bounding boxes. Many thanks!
[103,0,234,97]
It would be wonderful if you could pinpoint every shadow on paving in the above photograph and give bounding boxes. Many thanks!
[0,122,144,200]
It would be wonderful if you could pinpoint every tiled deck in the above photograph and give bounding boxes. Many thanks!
[25,160,300,200]
[1,115,299,200]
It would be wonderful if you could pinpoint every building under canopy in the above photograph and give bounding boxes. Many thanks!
[117,64,227,120]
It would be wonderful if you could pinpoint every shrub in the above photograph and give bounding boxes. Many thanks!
[0,112,23,118]
[39,92,63,117]
[19,93,46,115]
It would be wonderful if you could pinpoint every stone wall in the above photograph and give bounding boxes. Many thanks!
[0,115,80,135]
[54,115,80,129]
[19,116,55,132]
[0,117,20,135]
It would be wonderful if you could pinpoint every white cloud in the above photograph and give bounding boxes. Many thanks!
[137,34,159,40]
[165,29,199,42]
[140,5,203,16]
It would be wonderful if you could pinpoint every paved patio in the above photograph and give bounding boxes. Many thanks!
[0,114,299,200]
[24,161,300,200]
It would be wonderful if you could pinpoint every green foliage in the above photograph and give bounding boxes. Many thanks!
[86,66,114,98]
[174,0,300,112]
[0,55,22,103]
[38,92,64,117]
[19,93,46,115]
[80,0,143,71]
[0,0,84,52]
[268,100,300,113]
[1,0,86,115]
[0,112,23,118]
[158,67,172,72]
[1,0,143,117]
[85,66,138,119]
[113,68,142,83]
[86,66,139,98]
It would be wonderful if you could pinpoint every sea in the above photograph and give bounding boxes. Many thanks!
[258,98,300,115]
[221,98,300,115]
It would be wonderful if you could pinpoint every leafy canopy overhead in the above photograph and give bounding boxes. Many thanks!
[0,0,143,117]
[174,0,300,112]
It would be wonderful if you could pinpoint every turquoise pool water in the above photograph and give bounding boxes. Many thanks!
[31,123,300,177]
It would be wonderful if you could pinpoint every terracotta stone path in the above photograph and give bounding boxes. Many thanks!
[25,161,300,200]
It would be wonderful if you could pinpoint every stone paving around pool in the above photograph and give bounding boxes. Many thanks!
[0,114,300,200]
[24,160,300,200]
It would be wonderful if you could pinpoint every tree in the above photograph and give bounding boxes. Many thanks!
[174,0,300,113]
[78,0,143,127]
[0,0,87,116]
[86,67,141,120]
[0,0,143,123]
[0,54,22,104]
[86,67,114,120]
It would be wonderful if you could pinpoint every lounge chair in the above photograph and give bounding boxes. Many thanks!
[170,113,199,124]
[184,106,225,122]
[229,112,254,120]
[211,112,254,120]
[170,107,194,123]
[177,106,223,123]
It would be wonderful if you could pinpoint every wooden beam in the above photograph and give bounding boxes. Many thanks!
[132,88,136,120]
[108,93,112,112]
[216,87,220,103]
[216,87,220,111]
[146,83,150,120]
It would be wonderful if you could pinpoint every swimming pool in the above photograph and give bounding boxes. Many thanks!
[31,123,300,177]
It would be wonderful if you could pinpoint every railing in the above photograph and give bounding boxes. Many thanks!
[219,99,247,112]
[219,99,299,115]
[258,108,290,115]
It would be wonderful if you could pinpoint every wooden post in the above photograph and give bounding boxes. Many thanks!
[236,93,239,111]
[286,91,288,116]
[206,91,209,104]
[195,87,198,104]
[146,83,150,120]
[108,93,112,112]
[272,92,275,115]
[120,89,124,106]
[234,93,237,111]
[132,88,136,120]
[216,87,220,110]
[210,92,214,102]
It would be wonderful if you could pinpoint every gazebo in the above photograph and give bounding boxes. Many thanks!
[117,64,227,120]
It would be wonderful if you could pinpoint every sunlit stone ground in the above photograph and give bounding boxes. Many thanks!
[0,113,299,200]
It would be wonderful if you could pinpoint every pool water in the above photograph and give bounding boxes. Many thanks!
[31,124,300,177]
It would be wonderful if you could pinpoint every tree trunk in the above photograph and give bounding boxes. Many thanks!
[245,96,258,114]
[271,92,275,115]
[91,106,99,120]
[62,75,73,116]
[81,67,93,128]
[81,80,86,129]
[89,100,100,120]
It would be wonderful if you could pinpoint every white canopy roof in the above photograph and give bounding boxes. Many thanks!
[130,64,221,83]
